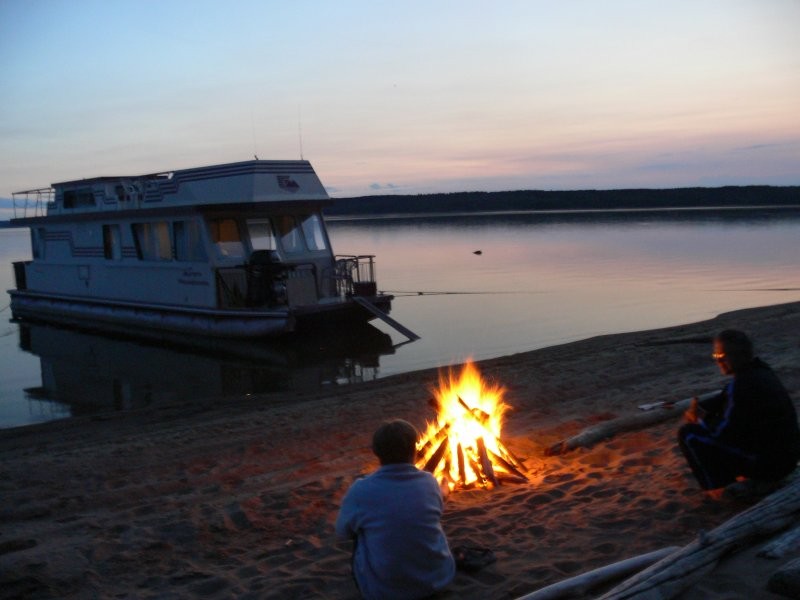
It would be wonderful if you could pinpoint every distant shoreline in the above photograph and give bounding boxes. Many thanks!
[2,186,799,226]
[325,203,800,222]
[326,185,800,216]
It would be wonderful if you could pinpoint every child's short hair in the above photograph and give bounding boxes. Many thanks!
[372,419,419,465]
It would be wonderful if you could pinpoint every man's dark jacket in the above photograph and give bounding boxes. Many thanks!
[700,358,800,478]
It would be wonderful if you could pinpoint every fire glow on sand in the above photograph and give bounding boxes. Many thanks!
[416,361,527,491]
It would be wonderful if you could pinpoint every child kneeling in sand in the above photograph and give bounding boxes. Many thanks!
[336,419,455,599]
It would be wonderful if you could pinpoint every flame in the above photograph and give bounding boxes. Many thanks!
[416,360,522,490]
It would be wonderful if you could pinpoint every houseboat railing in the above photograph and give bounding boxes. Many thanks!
[330,255,378,298]
[215,254,379,309]
[12,188,54,219]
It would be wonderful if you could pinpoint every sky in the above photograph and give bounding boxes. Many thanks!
[1,0,799,202]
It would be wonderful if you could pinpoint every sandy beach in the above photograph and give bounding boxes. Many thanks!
[1,301,799,599]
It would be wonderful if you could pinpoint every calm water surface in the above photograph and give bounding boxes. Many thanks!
[1,209,799,428]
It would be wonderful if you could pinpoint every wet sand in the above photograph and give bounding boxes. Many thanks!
[1,301,799,599]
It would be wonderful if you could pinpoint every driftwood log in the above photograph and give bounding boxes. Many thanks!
[758,521,800,559]
[545,392,719,456]
[768,556,800,597]
[598,473,800,599]
[514,546,680,600]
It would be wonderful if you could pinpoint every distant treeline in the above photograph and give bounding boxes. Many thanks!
[326,186,800,216]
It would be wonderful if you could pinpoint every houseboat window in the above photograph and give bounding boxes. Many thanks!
[209,218,245,258]
[31,228,45,259]
[246,219,276,251]
[103,225,122,260]
[300,214,327,251]
[174,221,207,261]
[132,222,172,261]
[63,188,96,209]
[274,215,305,255]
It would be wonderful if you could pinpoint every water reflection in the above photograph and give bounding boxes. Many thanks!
[3,208,800,428]
[326,208,800,375]
[17,321,395,417]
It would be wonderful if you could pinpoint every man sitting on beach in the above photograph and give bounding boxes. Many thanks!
[336,419,456,599]
[678,329,800,500]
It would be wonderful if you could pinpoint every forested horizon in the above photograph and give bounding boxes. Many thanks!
[326,185,800,215]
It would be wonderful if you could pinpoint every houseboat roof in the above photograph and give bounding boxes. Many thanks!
[12,160,331,223]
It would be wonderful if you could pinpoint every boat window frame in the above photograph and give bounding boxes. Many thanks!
[208,217,246,260]
[174,219,208,262]
[299,213,329,252]
[103,224,123,261]
[246,218,278,252]
[31,227,46,259]
[273,215,307,256]
[131,221,173,262]
[62,188,96,209]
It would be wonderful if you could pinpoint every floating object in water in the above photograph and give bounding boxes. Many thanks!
[473,250,482,255]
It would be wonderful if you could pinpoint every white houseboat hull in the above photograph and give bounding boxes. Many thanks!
[8,160,397,341]
[9,290,293,338]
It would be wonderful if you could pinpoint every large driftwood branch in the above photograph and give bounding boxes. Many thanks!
[545,392,718,456]
[514,546,680,600]
[758,520,800,559]
[768,556,800,597]
[599,473,800,600]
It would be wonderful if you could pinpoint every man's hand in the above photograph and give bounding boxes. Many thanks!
[684,397,706,424]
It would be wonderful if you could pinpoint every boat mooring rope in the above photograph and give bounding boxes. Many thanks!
[380,290,528,297]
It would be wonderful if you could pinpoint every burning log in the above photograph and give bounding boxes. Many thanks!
[476,438,498,487]
[488,448,528,481]
[416,360,527,491]
[457,443,466,487]
[417,421,450,458]
[422,436,450,474]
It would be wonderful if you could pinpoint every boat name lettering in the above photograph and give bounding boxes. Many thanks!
[178,269,208,286]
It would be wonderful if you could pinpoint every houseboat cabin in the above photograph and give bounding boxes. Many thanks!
[8,160,392,338]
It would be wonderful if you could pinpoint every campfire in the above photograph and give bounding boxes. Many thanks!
[416,361,527,491]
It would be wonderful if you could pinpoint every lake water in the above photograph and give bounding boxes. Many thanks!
[1,208,799,429]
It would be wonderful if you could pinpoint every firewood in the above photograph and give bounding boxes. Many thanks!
[477,438,499,486]
[545,391,718,456]
[457,443,466,486]
[488,448,528,481]
[416,422,450,461]
[497,442,527,472]
[599,473,800,599]
[418,396,527,489]
[497,474,529,485]
[458,396,490,424]
[468,456,484,483]
[422,437,449,473]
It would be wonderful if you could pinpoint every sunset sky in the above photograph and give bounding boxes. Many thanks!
[1,0,798,200]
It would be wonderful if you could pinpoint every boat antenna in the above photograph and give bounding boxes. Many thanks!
[251,108,260,161]
[298,105,304,160]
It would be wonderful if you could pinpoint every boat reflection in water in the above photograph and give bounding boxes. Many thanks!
[17,321,396,418]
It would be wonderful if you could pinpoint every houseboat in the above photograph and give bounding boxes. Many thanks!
[8,160,395,339]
